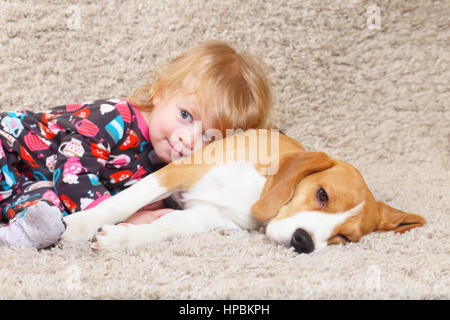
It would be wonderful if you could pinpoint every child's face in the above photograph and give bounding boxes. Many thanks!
[148,89,216,163]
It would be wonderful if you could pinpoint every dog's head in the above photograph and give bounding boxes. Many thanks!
[251,151,426,253]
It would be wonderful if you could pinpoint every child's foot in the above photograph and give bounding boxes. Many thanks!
[0,201,66,249]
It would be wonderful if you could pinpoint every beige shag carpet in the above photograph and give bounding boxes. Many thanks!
[0,0,448,299]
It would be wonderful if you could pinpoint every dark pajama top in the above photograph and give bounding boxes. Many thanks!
[0,99,166,217]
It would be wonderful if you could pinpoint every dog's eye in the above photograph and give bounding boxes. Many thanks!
[316,187,329,208]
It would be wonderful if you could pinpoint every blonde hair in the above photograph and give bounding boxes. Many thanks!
[129,41,273,134]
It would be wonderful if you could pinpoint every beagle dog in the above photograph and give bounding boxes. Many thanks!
[62,129,426,253]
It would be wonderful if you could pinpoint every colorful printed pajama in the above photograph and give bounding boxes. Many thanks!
[0,181,66,249]
[0,99,165,248]
[1,180,65,222]
[0,138,66,249]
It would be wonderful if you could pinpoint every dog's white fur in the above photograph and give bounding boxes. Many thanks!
[63,163,267,249]
[266,202,365,250]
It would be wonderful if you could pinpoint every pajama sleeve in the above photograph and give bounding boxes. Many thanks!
[53,132,112,214]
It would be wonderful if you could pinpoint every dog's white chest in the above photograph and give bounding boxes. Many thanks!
[174,163,267,229]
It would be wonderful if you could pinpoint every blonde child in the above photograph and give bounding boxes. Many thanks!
[0,41,273,249]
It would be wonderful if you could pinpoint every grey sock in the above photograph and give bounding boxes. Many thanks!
[0,201,66,249]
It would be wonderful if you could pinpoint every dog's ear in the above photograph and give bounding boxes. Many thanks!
[251,151,334,221]
[375,201,426,233]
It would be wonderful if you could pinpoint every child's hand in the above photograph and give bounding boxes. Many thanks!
[121,200,173,225]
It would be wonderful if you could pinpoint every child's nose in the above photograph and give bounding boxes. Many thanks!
[178,130,203,151]
[178,135,194,150]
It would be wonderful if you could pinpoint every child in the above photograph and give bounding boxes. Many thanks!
[0,40,273,249]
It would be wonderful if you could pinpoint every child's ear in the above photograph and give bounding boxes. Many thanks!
[375,201,426,233]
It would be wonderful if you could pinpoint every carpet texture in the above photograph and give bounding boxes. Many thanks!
[0,0,448,299]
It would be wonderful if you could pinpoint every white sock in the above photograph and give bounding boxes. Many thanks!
[0,201,66,249]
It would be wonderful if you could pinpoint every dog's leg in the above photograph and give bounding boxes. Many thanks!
[62,159,210,243]
[90,205,237,249]
[62,172,173,242]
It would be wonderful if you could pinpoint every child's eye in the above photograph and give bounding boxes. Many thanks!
[180,110,193,122]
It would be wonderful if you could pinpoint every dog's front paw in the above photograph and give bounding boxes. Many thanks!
[90,223,137,250]
[61,210,102,243]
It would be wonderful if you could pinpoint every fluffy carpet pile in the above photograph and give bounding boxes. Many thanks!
[0,0,448,299]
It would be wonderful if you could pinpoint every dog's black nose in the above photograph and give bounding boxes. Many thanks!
[290,228,314,254]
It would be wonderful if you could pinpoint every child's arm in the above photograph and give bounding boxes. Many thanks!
[53,132,113,213]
